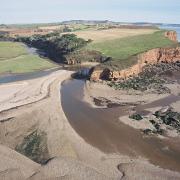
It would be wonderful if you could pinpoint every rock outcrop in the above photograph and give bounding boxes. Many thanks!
[90,31,179,81]
[165,31,178,42]
[90,46,180,81]
[66,58,79,65]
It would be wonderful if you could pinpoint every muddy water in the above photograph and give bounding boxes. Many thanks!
[61,79,180,172]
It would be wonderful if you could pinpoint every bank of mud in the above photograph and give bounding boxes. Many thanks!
[61,77,180,173]
[0,69,179,179]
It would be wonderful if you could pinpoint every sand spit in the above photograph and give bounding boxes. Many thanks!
[0,70,180,179]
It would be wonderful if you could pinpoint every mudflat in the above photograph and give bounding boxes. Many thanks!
[62,78,180,172]
[0,69,179,179]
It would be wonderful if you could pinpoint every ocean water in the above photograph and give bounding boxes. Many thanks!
[159,25,180,42]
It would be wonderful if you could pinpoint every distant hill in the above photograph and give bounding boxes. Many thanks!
[2,20,180,29]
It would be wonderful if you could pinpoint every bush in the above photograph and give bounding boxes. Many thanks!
[16,33,88,63]
[129,113,143,121]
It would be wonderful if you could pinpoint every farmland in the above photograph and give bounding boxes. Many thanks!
[0,42,56,73]
[73,28,158,43]
[69,28,177,69]
[86,31,175,60]
[0,42,27,60]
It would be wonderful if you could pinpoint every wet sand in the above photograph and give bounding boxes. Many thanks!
[0,69,179,179]
[61,79,180,172]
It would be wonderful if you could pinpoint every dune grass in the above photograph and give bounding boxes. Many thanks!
[0,41,56,73]
[86,31,176,61]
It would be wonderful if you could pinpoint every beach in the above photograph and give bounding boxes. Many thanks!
[0,70,180,179]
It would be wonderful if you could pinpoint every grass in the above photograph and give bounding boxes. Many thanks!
[0,41,56,73]
[0,55,55,73]
[73,28,157,43]
[0,42,27,60]
[86,31,176,60]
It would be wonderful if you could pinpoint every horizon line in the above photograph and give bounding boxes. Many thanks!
[1,20,180,26]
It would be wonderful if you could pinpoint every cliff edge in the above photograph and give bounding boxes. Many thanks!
[90,31,180,81]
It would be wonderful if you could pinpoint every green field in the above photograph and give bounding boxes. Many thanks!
[86,31,176,61]
[0,42,27,60]
[0,42,56,73]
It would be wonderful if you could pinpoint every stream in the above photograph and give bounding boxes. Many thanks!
[61,78,180,172]
[1,44,180,172]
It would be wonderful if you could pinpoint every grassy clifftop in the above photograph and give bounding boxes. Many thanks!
[86,31,176,61]
[68,28,178,69]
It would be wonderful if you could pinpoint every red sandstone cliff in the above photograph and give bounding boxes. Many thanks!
[165,31,178,42]
[90,47,180,81]
[90,31,179,81]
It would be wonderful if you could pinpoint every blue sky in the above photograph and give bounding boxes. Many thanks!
[0,0,180,24]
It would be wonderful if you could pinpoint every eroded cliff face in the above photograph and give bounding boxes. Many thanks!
[90,47,180,81]
[165,31,178,42]
[90,31,180,81]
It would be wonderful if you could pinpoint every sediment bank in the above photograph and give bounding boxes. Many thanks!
[0,69,180,179]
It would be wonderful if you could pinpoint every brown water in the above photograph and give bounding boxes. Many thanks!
[61,79,180,172]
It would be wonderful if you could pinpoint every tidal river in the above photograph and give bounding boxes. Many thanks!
[61,78,180,172]
[61,26,180,171]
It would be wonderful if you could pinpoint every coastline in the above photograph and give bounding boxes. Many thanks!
[84,80,180,136]
[82,79,180,170]
[0,70,180,179]
[0,70,121,179]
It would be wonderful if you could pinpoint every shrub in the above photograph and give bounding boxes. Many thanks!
[129,113,143,121]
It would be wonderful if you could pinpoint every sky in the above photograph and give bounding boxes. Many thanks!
[0,0,180,24]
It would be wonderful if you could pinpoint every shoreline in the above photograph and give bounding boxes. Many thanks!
[84,80,180,136]
[82,79,180,169]
[0,70,180,179]
[0,70,123,179]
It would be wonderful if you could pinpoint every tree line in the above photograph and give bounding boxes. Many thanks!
[16,32,89,63]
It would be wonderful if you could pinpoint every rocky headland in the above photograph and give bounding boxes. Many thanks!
[90,31,180,81]
[85,30,180,141]
[0,30,180,179]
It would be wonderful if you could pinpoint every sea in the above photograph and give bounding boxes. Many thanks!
[159,25,180,42]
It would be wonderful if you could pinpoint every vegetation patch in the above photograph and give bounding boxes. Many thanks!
[0,54,55,73]
[129,113,143,121]
[73,28,157,43]
[86,31,176,61]
[17,33,89,64]
[65,49,107,64]
[15,130,49,164]
[0,41,56,73]
[0,42,27,60]
[108,62,180,93]
[143,108,180,136]
[15,29,177,69]
[154,108,180,132]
